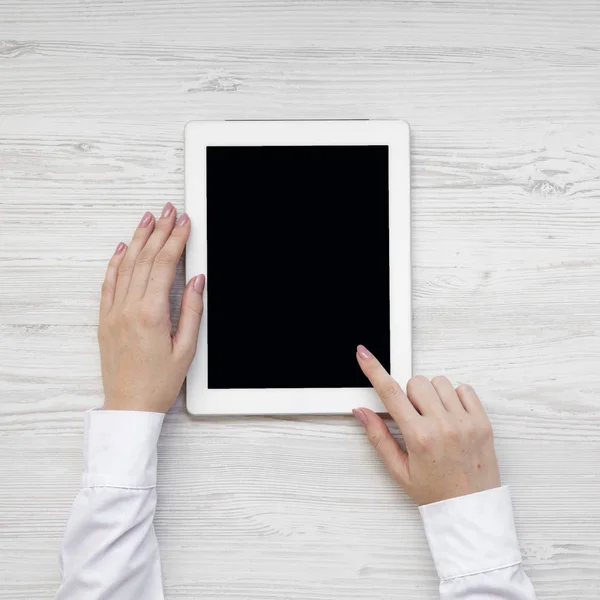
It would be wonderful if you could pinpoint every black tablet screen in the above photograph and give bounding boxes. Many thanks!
[206,145,390,389]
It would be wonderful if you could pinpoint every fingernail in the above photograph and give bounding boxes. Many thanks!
[115,242,126,255]
[193,274,206,293]
[357,344,373,360]
[353,408,369,427]
[162,202,174,218]
[177,213,189,227]
[140,211,153,227]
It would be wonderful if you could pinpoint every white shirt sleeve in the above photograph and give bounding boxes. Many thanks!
[56,412,535,600]
[419,487,537,599]
[55,410,166,600]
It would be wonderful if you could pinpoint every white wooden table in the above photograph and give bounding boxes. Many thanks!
[1,1,599,598]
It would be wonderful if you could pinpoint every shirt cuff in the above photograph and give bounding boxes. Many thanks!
[419,486,522,581]
[82,410,165,489]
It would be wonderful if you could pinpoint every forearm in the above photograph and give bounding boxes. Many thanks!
[420,487,536,600]
[56,410,165,600]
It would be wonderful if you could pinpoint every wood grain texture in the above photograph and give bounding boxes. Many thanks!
[1,0,599,598]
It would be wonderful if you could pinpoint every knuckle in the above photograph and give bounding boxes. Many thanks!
[407,375,427,394]
[414,430,434,451]
[185,299,204,317]
[378,381,401,401]
[101,280,113,296]
[439,421,459,442]
[138,303,163,326]
[117,262,133,278]
[462,420,477,437]
[108,254,121,268]
[154,251,175,267]
[370,432,385,452]
[101,314,118,332]
[401,418,419,437]
[135,250,154,266]
[119,304,136,322]
[456,383,473,396]
[479,419,494,441]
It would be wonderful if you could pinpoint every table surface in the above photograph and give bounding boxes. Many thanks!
[1,1,599,598]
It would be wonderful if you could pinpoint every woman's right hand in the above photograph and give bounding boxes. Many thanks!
[352,345,501,506]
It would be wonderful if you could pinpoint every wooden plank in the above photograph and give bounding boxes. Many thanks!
[0,0,599,597]
[1,0,599,47]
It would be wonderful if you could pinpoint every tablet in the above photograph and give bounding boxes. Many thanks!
[185,120,411,415]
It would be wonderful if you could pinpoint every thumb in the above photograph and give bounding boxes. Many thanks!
[353,408,410,487]
[174,274,205,359]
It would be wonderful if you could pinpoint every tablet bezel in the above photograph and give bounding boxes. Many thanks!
[185,120,411,415]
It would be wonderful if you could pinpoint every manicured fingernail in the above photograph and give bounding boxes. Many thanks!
[193,274,206,293]
[357,344,373,360]
[353,408,369,427]
[177,213,189,227]
[115,242,126,255]
[140,211,153,227]
[162,202,174,218]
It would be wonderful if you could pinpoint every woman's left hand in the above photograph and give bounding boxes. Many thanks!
[98,203,205,413]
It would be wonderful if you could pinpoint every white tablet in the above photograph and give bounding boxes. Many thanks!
[185,120,411,415]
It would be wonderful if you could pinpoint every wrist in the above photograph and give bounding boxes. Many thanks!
[103,396,170,413]
[417,480,502,506]
[103,403,167,413]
